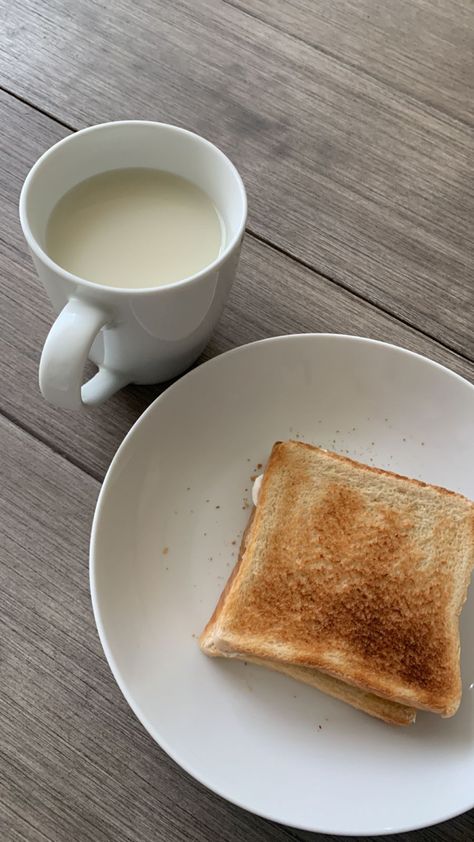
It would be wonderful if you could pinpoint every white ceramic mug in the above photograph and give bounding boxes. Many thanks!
[19,121,247,410]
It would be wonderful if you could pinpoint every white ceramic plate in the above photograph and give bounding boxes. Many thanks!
[90,335,474,836]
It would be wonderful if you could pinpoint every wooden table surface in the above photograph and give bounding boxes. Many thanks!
[1,1,473,839]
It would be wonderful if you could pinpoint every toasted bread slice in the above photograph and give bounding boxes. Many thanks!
[201,505,416,725]
[200,441,474,718]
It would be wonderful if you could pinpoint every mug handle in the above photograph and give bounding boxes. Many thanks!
[39,297,128,410]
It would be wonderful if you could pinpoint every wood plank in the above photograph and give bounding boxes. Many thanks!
[0,0,473,353]
[0,90,472,481]
[0,415,305,842]
[229,0,474,125]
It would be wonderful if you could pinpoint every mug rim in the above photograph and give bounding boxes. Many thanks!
[19,120,248,296]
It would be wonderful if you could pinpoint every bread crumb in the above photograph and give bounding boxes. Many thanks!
[257,463,262,469]
[232,540,236,545]
[162,547,169,555]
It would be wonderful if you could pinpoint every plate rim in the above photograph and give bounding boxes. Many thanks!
[90,332,474,836]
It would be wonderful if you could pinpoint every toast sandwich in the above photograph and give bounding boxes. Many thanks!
[200,441,474,724]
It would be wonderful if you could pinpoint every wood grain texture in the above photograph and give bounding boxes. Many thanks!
[227,0,474,124]
[0,415,305,842]
[0,0,473,354]
[0,91,472,482]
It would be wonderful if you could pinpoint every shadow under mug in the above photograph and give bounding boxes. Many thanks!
[19,121,247,410]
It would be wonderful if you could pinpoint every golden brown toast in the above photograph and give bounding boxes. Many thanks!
[199,492,416,725]
[201,498,416,725]
[200,441,474,720]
